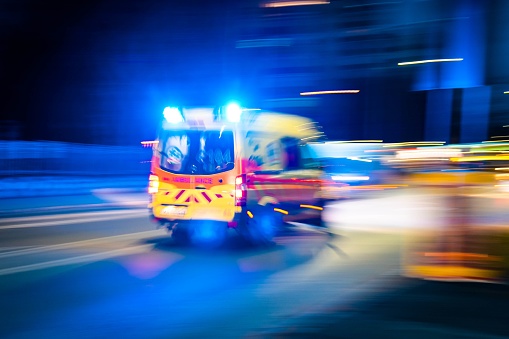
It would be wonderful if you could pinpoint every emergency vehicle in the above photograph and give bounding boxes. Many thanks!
[148,103,328,246]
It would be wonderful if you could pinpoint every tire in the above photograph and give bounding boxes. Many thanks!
[244,204,283,246]
[171,226,189,246]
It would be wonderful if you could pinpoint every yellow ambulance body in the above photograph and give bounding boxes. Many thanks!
[148,105,326,246]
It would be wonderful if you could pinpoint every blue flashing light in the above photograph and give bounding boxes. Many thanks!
[225,102,242,123]
[163,107,184,124]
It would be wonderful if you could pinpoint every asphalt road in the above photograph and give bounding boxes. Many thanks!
[3,190,508,339]
[0,198,403,338]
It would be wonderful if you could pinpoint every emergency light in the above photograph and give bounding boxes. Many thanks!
[225,102,242,123]
[163,107,184,124]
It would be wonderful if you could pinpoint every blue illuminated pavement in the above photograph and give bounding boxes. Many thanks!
[0,175,149,214]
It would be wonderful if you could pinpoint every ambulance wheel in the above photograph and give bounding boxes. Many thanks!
[171,227,189,246]
[245,205,283,246]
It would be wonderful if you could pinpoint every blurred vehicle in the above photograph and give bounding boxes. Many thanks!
[148,104,327,246]
[319,157,388,199]
[305,142,398,200]
[381,142,509,284]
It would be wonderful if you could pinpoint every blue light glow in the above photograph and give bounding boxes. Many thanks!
[225,103,242,122]
[163,107,184,124]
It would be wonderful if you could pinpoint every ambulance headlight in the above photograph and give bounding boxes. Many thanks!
[163,107,184,124]
[225,102,242,122]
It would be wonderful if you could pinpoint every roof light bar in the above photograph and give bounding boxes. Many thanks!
[163,107,184,124]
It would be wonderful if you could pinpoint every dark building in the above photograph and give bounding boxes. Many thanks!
[234,0,509,143]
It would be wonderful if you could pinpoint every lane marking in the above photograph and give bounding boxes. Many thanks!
[0,244,154,276]
[0,210,148,230]
[0,230,162,258]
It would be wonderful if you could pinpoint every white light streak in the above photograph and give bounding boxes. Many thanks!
[300,90,360,96]
[261,0,329,8]
[398,58,463,66]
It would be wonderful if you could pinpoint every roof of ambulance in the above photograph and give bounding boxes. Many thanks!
[162,107,321,138]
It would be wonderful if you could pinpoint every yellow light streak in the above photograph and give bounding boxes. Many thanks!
[299,204,323,211]
[273,208,289,215]
[247,211,254,219]
[383,141,446,147]
[451,155,509,162]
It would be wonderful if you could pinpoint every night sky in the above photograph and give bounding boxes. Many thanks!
[1,0,241,145]
[2,1,507,145]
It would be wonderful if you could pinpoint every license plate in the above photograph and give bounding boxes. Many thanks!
[161,206,187,216]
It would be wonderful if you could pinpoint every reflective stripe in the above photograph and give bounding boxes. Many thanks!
[162,190,233,204]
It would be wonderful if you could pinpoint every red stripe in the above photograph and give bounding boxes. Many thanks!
[202,192,212,202]
[175,190,185,200]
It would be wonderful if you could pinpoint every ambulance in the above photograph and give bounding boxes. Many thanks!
[148,103,329,246]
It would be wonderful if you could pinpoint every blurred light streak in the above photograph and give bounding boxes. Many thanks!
[331,175,370,181]
[348,185,405,190]
[383,141,446,147]
[396,149,462,159]
[482,140,509,143]
[466,151,509,155]
[405,265,500,281]
[398,58,464,66]
[300,204,323,211]
[388,158,451,162]
[451,155,509,162]
[141,140,158,147]
[422,252,495,260]
[273,208,289,215]
[261,0,329,8]
[300,90,360,96]
[247,210,254,219]
[504,91,509,94]
[495,167,509,171]
[301,135,322,141]
[491,135,509,139]
[327,140,383,144]
[346,156,372,162]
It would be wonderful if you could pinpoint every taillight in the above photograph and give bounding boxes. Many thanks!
[235,174,247,206]
[148,174,159,194]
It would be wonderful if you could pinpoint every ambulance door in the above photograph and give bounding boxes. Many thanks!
[277,137,323,221]
[152,129,194,219]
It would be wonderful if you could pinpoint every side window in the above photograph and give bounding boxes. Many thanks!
[299,144,320,169]
[266,141,281,167]
[280,137,301,171]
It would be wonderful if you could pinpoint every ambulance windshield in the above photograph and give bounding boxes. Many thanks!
[158,130,234,175]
